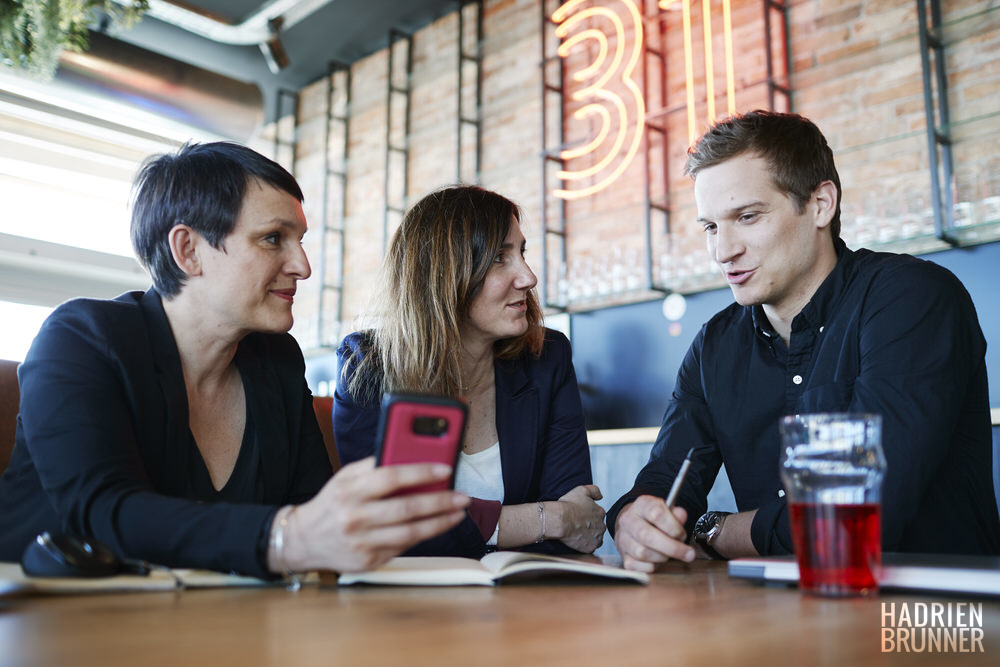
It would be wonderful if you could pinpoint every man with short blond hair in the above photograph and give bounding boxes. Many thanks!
[608,111,999,571]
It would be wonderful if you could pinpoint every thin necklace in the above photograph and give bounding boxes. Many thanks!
[462,368,493,406]
[462,376,490,395]
[461,364,493,394]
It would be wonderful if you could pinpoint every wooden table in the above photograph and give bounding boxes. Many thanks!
[1,560,997,666]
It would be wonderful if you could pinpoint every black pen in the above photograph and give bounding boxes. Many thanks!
[665,447,694,508]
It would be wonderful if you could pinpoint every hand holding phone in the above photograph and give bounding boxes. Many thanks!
[374,393,467,496]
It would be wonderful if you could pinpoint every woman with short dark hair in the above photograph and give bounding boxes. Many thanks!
[0,142,468,575]
[335,185,604,557]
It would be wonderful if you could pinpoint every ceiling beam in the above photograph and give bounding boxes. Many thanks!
[0,233,149,308]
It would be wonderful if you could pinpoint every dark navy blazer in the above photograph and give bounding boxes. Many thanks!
[334,328,593,558]
[0,290,332,576]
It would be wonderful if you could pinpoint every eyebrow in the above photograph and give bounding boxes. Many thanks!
[253,218,305,233]
[697,200,768,224]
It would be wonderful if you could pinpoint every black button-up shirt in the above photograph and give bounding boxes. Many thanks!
[607,241,1000,556]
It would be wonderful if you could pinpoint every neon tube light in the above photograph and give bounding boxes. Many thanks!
[552,0,645,200]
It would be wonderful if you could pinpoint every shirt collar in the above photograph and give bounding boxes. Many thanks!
[792,237,853,333]
[751,305,777,340]
[749,238,854,337]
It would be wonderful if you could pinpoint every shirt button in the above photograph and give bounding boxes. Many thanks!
[777,489,786,498]
[792,374,803,385]
[819,326,825,333]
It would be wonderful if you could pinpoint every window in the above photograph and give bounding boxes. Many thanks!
[0,67,220,361]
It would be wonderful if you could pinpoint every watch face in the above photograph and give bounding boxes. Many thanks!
[694,512,726,542]
[694,513,714,540]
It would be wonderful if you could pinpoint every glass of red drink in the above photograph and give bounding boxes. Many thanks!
[779,413,886,597]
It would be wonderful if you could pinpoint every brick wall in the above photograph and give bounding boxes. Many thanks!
[285,0,1000,353]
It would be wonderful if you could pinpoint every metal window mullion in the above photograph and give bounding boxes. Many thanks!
[642,0,669,295]
[764,0,791,112]
[457,0,484,184]
[317,61,351,350]
[540,0,567,312]
[917,0,957,244]
[273,88,299,171]
[383,29,413,255]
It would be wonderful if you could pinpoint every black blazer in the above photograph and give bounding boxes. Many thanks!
[0,290,331,576]
[333,328,593,558]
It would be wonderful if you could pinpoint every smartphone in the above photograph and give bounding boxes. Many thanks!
[374,393,467,495]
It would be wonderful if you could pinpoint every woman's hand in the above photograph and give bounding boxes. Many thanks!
[550,484,606,553]
[273,457,469,573]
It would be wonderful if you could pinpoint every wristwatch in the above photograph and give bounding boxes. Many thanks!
[693,511,731,560]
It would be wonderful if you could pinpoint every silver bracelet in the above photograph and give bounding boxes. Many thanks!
[269,505,298,576]
[534,502,546,543]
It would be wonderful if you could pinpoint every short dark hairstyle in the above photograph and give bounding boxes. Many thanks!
[130,142,303,298]
[684,110,842,240]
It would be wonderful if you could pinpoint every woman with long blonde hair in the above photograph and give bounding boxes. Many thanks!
[334,185,604,556]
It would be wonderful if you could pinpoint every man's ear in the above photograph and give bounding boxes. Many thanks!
[812,180,838,230]
[168,225,203,278]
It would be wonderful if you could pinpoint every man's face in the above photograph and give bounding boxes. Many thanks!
[694,153,835,321]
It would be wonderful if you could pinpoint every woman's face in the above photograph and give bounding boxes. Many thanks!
[197,180,311,336]
[461,220,537,349]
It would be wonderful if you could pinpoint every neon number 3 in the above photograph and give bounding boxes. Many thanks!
[552,0,645,200]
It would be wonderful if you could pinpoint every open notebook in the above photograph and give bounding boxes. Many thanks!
[338,552,649,586]
[728,553,1000,597]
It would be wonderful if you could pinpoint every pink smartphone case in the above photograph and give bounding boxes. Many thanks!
[375,394,467,495]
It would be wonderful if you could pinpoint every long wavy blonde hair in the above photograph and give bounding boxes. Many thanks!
[346,185,544,403]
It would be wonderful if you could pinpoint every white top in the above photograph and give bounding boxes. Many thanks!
[453,442,504,546]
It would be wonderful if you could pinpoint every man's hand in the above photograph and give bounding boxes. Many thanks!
[276,457,470,574]
[613,495,695,572]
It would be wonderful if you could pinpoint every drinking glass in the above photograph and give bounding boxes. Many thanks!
[779,413,886,597]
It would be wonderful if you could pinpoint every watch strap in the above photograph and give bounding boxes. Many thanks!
[698,537,725,561]
[695,511,730,560]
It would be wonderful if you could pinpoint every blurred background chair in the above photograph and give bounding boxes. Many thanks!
[312,395,340,474]
[0,359,19,473]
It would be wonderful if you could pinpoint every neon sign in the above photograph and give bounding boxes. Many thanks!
[552,0,645,200]
[660,0,736,144]
[551,0,740,198]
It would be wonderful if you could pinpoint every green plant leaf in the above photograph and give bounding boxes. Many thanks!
[0,0,148,79]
